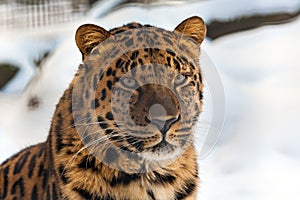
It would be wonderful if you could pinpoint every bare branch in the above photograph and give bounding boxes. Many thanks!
[206,10,300,40]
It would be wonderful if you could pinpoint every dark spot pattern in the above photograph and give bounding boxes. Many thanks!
[174,180,196,200]
[46,185,51,200]
[52,183,58,200]
[1,166,9,198]
[163,36,173,45]
[31,185,38,200]
[106,112,114,120]
[110,172,141,187]
[147,189,156,200]
[107,80,113,90]
[78,156,97,172]
[28,154,36,178]
[58,165,70,184]
[125,136,144,151]
[97,116,108,129]
[166,48,176,56]
[38,164,44,177]
[37,145,45,157]
[92,98,100,109]
[13,150,30,174]
[173,59,180,71]
[125,38,134,47]
[11,177,25,197]
[116,59,124,69]
[153,172,176,185]
[55,112,64,152]
[42,168,48,189]
[73,187,115,200]
[106,68,113,76]
[130,51,139,60]
[101,88,107,101]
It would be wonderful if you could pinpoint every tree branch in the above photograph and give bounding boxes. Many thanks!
[206,9,300,40]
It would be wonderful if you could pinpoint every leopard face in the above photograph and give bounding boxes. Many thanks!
[73,17,206,172]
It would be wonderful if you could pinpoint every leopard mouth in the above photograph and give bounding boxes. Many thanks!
[139,138,188,162]
[149,139,176,153]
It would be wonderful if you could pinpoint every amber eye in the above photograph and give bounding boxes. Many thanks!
[174,74,186,85]
[121,77,137,88]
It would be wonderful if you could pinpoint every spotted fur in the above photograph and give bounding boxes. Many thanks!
[0,16,206,200]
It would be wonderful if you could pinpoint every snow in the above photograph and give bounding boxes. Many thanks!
[90,0,300,25]
[0,34,55,92]
[0,34,81,149]
[198,18,300,200]
[1,1,300,199]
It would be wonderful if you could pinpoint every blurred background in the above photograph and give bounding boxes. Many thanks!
[0,0,300,199]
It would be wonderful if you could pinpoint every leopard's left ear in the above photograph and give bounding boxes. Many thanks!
[75,24,111,60]
[174,16,206,45]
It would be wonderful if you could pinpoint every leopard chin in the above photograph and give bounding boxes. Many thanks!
[140,137,191,162]
[141,143,185,162]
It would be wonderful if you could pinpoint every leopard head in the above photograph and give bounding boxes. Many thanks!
[73,16,206,172]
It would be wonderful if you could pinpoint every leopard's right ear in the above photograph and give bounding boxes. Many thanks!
[75,24,111,60]
[174,16,206,45]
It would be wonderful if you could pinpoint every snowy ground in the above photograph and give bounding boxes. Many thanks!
[199,18,300,200]
[1,0,300,199]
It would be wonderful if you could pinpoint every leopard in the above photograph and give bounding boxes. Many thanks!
[0,16,206,200]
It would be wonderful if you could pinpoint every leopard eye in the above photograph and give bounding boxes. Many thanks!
[174,74,186,85]
[121,77,137,88]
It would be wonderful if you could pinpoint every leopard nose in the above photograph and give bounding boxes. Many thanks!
[151,117,179,135]
[148,103,180,135]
